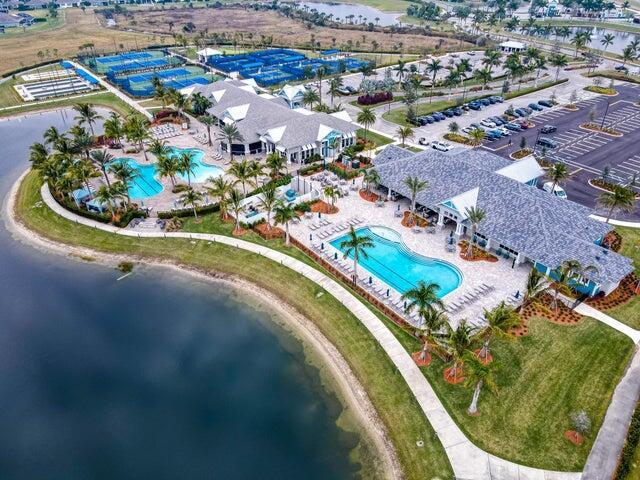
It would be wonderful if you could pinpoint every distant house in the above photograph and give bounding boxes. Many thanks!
[0,11,22,28]
[196,47,222,64]
[499,41,526,53]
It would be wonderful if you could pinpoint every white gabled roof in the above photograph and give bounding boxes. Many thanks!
[496,156,544,184]
[225,103,250,121]
[330,110,352,122]
[197,47,222,57]
[266,125,287,143]
[317,124,334,141]
[279,84,307,101]
[209,89,226,103]
[446,187,479,218]
[292,107,314,116]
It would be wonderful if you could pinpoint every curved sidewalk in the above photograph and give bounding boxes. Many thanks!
[37,182,581,480]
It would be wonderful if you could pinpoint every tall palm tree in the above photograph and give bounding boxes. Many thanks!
[464,206,486,258]
[302,88,321,109]
[600,33,615,53]
[363,168,380,193]
[621,45,636,67]
[522,268,550,310]
[274,201,297,246]
[410,308,448,363]
[549,53,568,82]
[464,352,499,415]
[228,158,253,195]
[323,185,339,208]
[73,103,102,136]
[266,152,286,178]
[396,125,414,148]
[249,159,265,189]
[94,183,122,220]
[444,320,474,380]
[124,115,151,160]
[259,183,278,228]
[43,126,63,146]
[403,280,446,342]
[73,132,94,161]
[200,115,215,146]
[181,188,203,219]
[216,123,244,163]
[157,154,180,187]
[357,107,376,143]
[103,112,124,147]
[148,138,169,160]
[109,161,137,205]
[315,66,328,106]
[178,150,197,187]
[90,149,114,187]
[207,176,234,220]
[171,90,190,119]
[476,302,521,361]
[191,92,212,116]
[474,67,492,90]
[598,185,637,223]
[69,159,99,195]
[403,176,428,225]
[482,48,501,76]
[546,162,569,194]
[328,76,343,107]
[29,142,49,169]
[228,188,245,232]
[425,58,443,103]
[339,226,374,283]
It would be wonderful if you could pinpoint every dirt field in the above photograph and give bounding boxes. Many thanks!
[116,7,473,54]
[0,9,171,76]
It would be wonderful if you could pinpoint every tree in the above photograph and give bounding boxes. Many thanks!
[109,161,137,206]
[598,185,637,223]
[103,112,124,147]
[425,58,443,103]
[216,123,244,163]
[228,158,253,196]
[148,138,169,160]
[328,76,343,107]
[396,125,414,147]
[94,183,122,220]
[123,115,151,160]
[44,126,63,146]
[157,154,180,187]
[621,45,636,67]
[228,188,244,232]
[402,280,445,338]
[73,103,102,136]
[363,169,380,193]
[266,152,286,178]
[549,53,568,82]
[444,320,474,381]
[200,115,215,147]
[249,159,265,190]
[521,268,550,310]
[191,92,212,116]
[469,128,485,145]
[476,302,521,361]
[482,48,501,75]
[302,88,321,109]
[600,33,615,53]
[274,201,297,246]
[171,89,190,119]
[207,176,234,220]
[70,159,100,196]
[259,183,278,228]
[29,142,49,169]
[546,161,569,193]
[357,107,376,143]
[181,188,203,219]
[403,176,428,225]
[315,66,328,106]
[464,352,499,415]
[448,121,459,134]
[464,206,486,258]
[339,226,374,283]
[178,150,197,187]
[474,67,492,90]
[90,149,114,187]
[323,185,339,208]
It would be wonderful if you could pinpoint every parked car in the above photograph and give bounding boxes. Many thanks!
[461,126,474,133]
[543,181,568,199]
[480,118,497,128]
[528,103,543,111]
[514,108,528,117]
[433,112,446,120]
[537,137,558,148]
[469,122,483,130]
[491,96,504,103]
[615,65,628,71]
[490,116,506,126]
[479,98,491,106]
[541,125,557,134]
[468,102,482,110]
[453,107,463,116]
[432,140,453,151]
[488,128,504,137]
[424,115,435,124]
[443,109,455,117]
[522,107,533,114]
[418,137,428,145]
[518,119,534,129]
[538,99,554,107]
[488,97,498,104]
[497,126,511,136]
[505,122,522,131]
[485,130,502,140]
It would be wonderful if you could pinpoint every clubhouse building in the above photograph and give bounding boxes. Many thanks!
[188,80,358,163]
[374,145,634,297]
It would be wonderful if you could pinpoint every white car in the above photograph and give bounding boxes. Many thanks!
[543,182,568,199]
[461,126,474,134]
[480,119,497,128]
[431,141,453,152]
[497,126,511,136]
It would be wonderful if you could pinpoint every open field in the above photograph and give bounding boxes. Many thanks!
[14,169,453,480]
[115,7,474,54]
[0,9,171,77]
[0,92,134,119]
[603,227,640,329]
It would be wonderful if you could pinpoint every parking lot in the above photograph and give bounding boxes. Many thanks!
[482,83,640,220]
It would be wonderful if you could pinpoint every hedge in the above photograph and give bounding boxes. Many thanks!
[357,91,393,106]
[57,194,147,228]
[614,401,640,479]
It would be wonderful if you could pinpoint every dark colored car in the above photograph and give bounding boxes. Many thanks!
[424,115,435,124]
[469,122,483,130]
[514,108,528,117]
[615,65,628,71]
[491,116,506,125]
[505,122,522,131]
[491,96,504,103]
[541,125,557,134]
[537,137,558,148]
[528,103,543,111]
[453,107,463,116]
[538,99,553,107]
[522,107,533,114]
[479,98,491,106]
[434,112,446,120]
[468,102,482,110]
[443,109,455,117]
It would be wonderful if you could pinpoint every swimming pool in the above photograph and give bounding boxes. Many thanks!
[330,226,462,297]
[110,158,163,200]
[170,147,224,184]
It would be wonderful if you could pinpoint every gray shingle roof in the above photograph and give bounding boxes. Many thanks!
[374,146,633,285]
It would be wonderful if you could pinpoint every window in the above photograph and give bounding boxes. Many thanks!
[498,244,518,256]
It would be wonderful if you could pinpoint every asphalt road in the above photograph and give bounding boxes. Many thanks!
[482,83,640,221]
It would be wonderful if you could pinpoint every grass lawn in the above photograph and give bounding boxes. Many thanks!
[0,9,65,39]
[15,170,453,480]
[330,0,411,12]
[384,315,634,471]
[0,92,135,119]
[0,76,25,108]
[358,128,393,147]
[383,98,459,126]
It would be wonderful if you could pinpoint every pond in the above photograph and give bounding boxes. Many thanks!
[299,1,402,26]
[0,109,363,479]
[542,26,640,55]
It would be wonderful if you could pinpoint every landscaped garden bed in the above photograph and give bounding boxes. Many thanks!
[443,133,477,146]
[588,178,639,196]
[401,210,428,228]
[584,85,617,96]
[585,274,639,311]
[580,122,622,136]
[253,223,284,240]
[359,188,379,203]
[310,200,338,214]
[510,148,533,160]
[458,241,498,262]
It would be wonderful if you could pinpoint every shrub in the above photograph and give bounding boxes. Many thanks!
[570,411,591,436]
[616,403,640,479]
[157,202,219,219]
[295,201,313,213]
[357,91,393,106]
[299,163,324,176]
[584,85,617,95]
[117,261,134,273]
[172,184,191,194]
[443,133,474,145]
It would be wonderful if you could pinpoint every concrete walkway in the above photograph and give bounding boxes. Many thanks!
[589,214,640,228]
[36,180,582,480]
[574,302,640,344]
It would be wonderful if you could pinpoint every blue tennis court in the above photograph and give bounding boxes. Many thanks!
[96,51,153,64]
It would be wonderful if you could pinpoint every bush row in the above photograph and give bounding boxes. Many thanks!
[357,91,393,106]
[615,401,640,479]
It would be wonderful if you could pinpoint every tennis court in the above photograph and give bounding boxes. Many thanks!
[116,65,218,97]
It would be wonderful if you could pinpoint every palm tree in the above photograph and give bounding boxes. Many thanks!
[44,126,63,146]
[522,268,550,310]
[464,352,499,415]
[228,159,253,195]
[469,128,485,145]
[73,103,102,136]
[103,112,124,147]
[157,154,180,187]
[274,201,297,246]
[394,59,407,84]
[482,48,501,76]
[171,90,190,119]
[324,185,339,208]
[448,121,460,134]
[403,176,428,225]
[249,159,265,189]
[123,115,151,160]
[476,302,521,361]
[549,53,568,82]
[621,45,636,67]
[474,67,492,90]
[315,66,328,106]
[94,183,121,220]
[396,125,414,148]
[200,115,215,146]
[108,161,137,205]
[444,320,474,381]
[216,123,244,163]
[464,206,486,259]
[73,132,94,161]
[357,107,376,143]
[546,162,569,194]
[29,142,49,169]
[425,58,443,103]
[266,152,286,178]
[178,150,197,187]
[363,169,380,193]
[410,308,448,363]
[148,138,169,160]
[600,33,615,53]
[181,188,203,219]
[228,188,245,232]
[90,149,114,187]
[598,185,637,223]
[70,159,99,195]
[259,183,278,228]
[191,92,212,116]
[339,226,374,283]
[207,176,234,220]
[302,88,321,109]
[328,76,343,107]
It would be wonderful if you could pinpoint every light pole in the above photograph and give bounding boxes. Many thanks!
[600,100,610,129]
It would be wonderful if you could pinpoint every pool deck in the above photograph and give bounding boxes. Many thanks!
[289,176,530,329]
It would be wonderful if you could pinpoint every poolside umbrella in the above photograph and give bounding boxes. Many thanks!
[449,231,453,238]
[386,289,389,297]
[318,212,322,218]
[397,205,400,211]
[310,234,313,241]
[403,301,407,310]
[369,276,372,284]
[334,252,338,260]
[321,243,324,250]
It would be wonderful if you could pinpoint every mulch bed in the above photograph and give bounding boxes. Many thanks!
[443,366,466,384]
[518,293,584,334]
[310,200,339,214]
[412,350,432,367]
[580,123,622,136]
[254,223,285,240]
[585,274,639,310]
[603,230,622,252]
[564,430,584,446]
[474,349,493,365]
[401,211,428,228]
[232,227,248,236]
[458,241,498,263]
[359,188,379,203]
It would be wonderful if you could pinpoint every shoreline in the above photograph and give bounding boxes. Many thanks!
[2,169,402,480]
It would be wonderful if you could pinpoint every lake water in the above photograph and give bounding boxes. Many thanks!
[300,1,402,26]
[546,26,640,55]
[0,110,361,479]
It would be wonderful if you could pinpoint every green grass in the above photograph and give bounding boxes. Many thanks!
[384,315,634,471]
[327,0,411,12]
[0,92,135,119]
[358,128,393,147]
[0,65,73,108]
[0,9,64,38]
[603,227,640,329]
[15,170,453,480]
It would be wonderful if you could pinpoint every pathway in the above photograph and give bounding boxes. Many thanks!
[574,302,640,344]
[35,179,582,480]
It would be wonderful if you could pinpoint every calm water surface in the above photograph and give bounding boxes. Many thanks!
[0,110,360,479]
[300,1,402,26]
